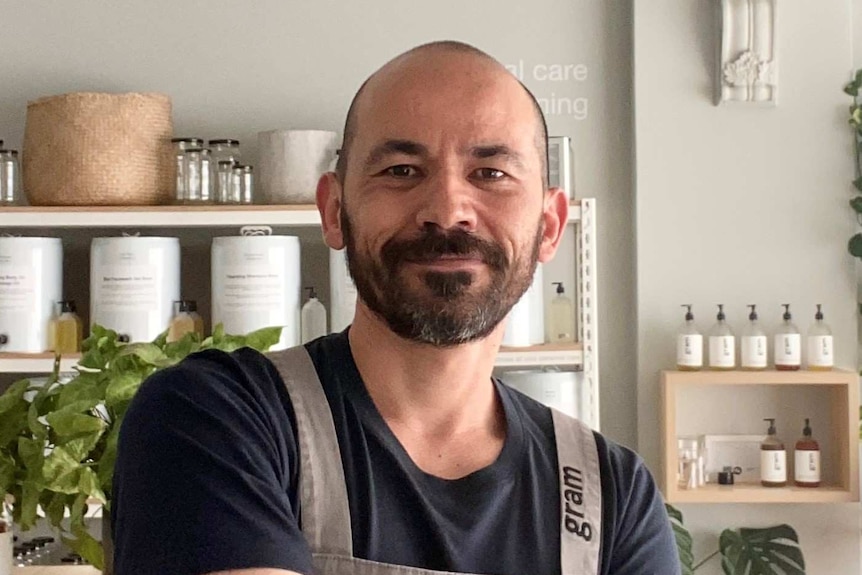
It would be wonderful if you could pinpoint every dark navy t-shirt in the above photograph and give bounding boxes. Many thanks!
[112,331,679,575]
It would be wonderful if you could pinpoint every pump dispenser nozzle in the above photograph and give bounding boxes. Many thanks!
[815,304,824,321]
[764,418,777,435]
[716,304,725,321]
[782,304,792,320]
[681,304,693,321]
[305,286,318,300]
[553,282,565,295]
[803,418,812,437]
[748,304,757,321]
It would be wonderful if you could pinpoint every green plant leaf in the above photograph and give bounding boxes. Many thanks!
[0,379,31,414]
[27,402,48,441]
[0,410,29,448]
[105,372,145,409]
[844,81,859,97]
[43,491,69,528]
[78,466,106,505]
[18,437,46,477]
[57,372,108,409]
[63,525,105,570]
[720,524,805,575]
[853,177,862,192]
[117,342,169,367]
[0,452,15,494]
[97,423,121,497]
[18,480,41,531]
[62,431,105,462]
[849,233,862,258]
[243,326,284,352]
[851,197,862,214]
[42,446,82,494]
[45,410,106,438]
[665,504,695,575]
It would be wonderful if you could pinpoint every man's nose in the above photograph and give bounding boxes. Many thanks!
[414,170,478,232]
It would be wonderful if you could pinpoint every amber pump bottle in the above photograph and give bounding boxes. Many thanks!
[167,301,197,343]
[774,304,801,371]
[794,418,821,488]
[52,300,83,354]
[760,418,787,488]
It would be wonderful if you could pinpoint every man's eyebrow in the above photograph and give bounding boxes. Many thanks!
[364,139,428,169]
[469,144,527,170]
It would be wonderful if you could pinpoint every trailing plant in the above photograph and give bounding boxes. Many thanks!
[0,323,282,570]
[845,70,862,259]
[667,504,806,575]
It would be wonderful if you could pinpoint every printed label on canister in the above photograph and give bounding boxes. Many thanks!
[807,336,833,367]
[708,335,735,368]
[676,334,702,366]
[220,264,287,315]
[741,335,768,368]
[94,264,160,313]
[774,334,801,366]
[794,450,821,483]
[760,450,787,483]
[0,265,36,313]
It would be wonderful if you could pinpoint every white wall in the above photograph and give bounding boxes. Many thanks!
[0,0,638,446]
[635,1,860,574]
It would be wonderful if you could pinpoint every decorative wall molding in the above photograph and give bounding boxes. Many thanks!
[717,0,778,105]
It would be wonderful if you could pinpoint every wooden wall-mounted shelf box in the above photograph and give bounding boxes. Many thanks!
[661,369,859,504]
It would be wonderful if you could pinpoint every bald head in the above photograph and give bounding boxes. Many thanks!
[334,41,549,188]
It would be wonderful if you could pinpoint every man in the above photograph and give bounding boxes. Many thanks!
[113,41,680,575]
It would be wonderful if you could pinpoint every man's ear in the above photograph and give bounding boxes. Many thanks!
[537,186,568,263]
[317,172,345,250]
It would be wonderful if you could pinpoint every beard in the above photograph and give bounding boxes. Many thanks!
[342,210,543,347]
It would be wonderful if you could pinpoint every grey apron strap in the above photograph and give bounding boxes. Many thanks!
[552,409,602,575]
[268,346,354,558]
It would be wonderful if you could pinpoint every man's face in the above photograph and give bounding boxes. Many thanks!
[338,52,550,346]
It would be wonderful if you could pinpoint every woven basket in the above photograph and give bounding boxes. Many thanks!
[23,92,174,206]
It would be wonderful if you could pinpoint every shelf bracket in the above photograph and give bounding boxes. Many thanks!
[717,0,778,105]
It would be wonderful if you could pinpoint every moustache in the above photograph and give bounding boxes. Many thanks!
[380,228,508,272]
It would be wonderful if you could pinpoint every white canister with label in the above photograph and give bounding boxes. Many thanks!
[0,237,62,353]
[212,229,300,350]
[329,248,357,333]
[500,369,583,420]
[91,236,180,343]
[502,263,544,347]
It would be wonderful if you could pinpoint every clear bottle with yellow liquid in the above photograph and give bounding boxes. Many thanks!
[51,300,83,354]
[167,300,200,343]
[708,304,735,370]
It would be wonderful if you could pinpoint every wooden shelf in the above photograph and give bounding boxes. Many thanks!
[0,344,583,374]
[661,369,860,504]
[668,482,856,504]
[0,201,583,228]
[14,567,99,574]
[0,353,81,373]
[497,342,583,368]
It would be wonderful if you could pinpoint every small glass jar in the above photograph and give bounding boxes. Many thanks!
[1,501,12,575]
[216,160,235,204]
[0,150,24,206]
[209,139,241,166]
[182,148,214,204]
[231,164,254,205]
[171,138,205,204]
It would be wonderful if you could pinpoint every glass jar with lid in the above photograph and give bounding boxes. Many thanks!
[208,139,241,166]
[182,148,214,204]
[171,138,205,204]
[0,150,24,206]
[231,164,254,205]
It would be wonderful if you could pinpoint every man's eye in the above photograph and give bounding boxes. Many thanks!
[385,165,418,178]
[474,168,506,180]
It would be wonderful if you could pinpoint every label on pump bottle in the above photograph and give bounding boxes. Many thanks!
[676,334,703,367]
[760,450,787,483]
[807,336,833,368]
[794,450,821,483]
[708,335,735,368]
[774,334,801,366]
[741,335,767,368]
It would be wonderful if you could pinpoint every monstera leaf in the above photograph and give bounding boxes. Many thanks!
[720,524,805,575]
[666,504,695,575]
